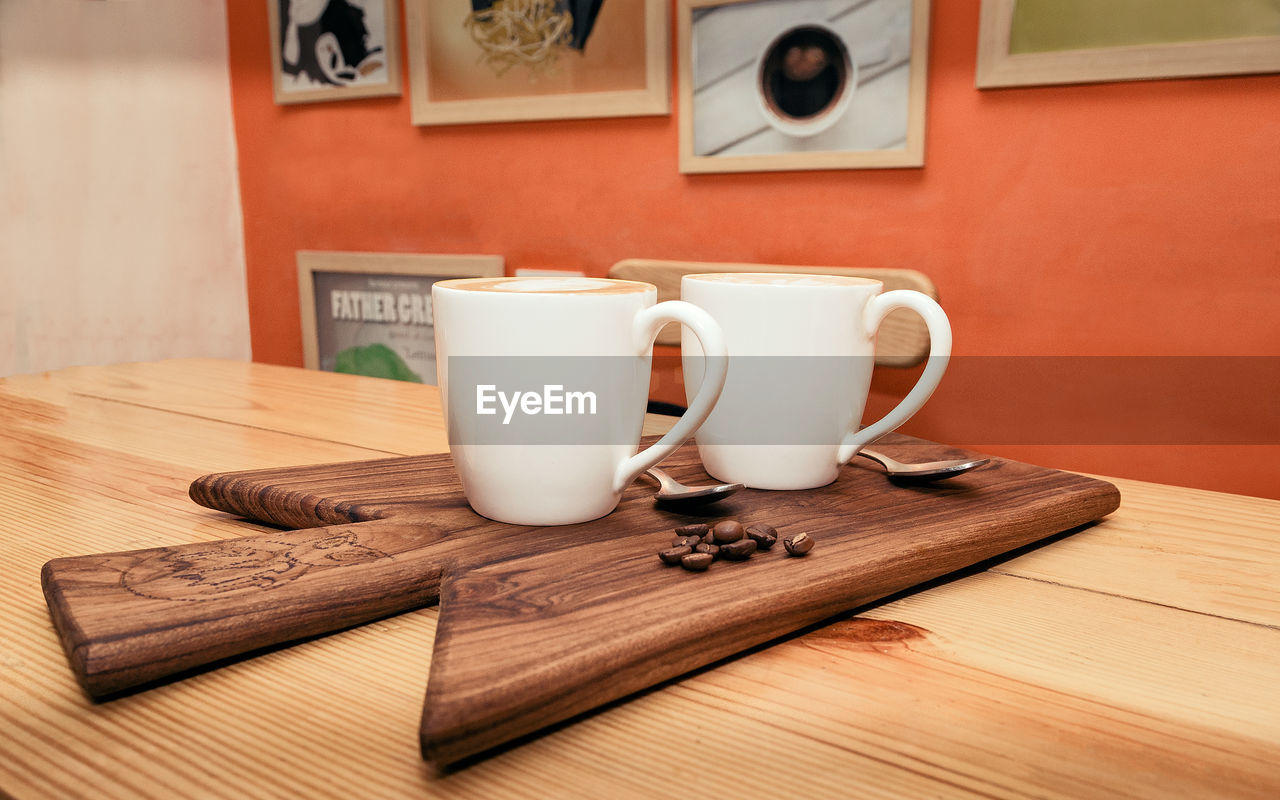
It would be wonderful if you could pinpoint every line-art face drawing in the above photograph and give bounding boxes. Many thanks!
[281,0,385,87]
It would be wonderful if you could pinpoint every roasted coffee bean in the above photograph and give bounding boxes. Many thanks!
[744,523,777,550]
[719,538,757,561]
[659,546,692,565]
[675,523,710,538]
[783,532,814,556]
[662,520,788,571]
[681,552,714,571]
[712,520,744,544]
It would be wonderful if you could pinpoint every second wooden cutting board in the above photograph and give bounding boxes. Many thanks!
[42,436,1120,767]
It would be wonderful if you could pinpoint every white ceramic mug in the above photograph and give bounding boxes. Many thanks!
[433,277,728,526]
[681,273,950,490]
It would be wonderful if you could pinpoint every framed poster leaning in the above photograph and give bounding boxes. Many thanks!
[297,251,504,384]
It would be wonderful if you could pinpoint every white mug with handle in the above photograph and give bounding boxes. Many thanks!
[434,277,728,525]
[681,273,950,490]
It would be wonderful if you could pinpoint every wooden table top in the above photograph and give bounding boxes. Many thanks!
[1,359,1277,799]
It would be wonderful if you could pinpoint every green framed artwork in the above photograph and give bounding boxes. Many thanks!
[977,0,1280,88]
[298,251,504,384]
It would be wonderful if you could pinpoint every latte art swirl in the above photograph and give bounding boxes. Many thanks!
[437,277,649,295]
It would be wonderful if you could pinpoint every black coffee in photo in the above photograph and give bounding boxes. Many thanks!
[760,26,849,121]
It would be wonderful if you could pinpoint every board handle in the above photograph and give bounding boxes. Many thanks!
[42,521,448,699]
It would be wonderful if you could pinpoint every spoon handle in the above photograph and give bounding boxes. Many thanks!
[853,448,896,470]
[644,467,682,493]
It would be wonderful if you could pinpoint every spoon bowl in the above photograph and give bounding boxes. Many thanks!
[645,468,743,507]
[856,448,990,481]
[645,446,987,507]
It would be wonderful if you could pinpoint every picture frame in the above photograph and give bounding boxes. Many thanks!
[267,0,402,104]
[297,251,503,384]
[976,0,1280,89]
[678,0,930,174]
[404,0,669,125]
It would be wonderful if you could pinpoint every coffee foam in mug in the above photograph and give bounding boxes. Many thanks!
[439,277,649,295]
[686,273,875,287]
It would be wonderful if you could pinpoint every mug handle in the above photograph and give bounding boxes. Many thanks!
[612,301,729,493]
[836,290,951,465]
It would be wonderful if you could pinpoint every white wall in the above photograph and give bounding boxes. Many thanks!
[0,0,250,376]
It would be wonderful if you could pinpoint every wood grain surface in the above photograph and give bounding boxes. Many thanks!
[3,360,1279,798]
[44,432,1118,766]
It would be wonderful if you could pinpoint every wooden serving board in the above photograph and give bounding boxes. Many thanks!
[42,436,1120,768]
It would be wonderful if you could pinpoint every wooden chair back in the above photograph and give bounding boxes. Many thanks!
[608,258,938,368]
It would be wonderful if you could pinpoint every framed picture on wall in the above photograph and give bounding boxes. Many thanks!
[678,0,930,174]
[403,0,669,125]
[267,0,402,104]
[977,0,1280,89]
[297,251,504,384]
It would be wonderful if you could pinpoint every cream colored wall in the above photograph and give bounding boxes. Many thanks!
[0,0,250,377]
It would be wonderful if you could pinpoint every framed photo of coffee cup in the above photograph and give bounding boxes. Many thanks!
[977,0,1280,89]
[678,0,931,173]
[404,0,670,125]
[297,251,504,384]
[267,0,402,104]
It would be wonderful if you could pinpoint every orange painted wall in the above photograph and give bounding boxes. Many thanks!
[224,1,1280,498]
